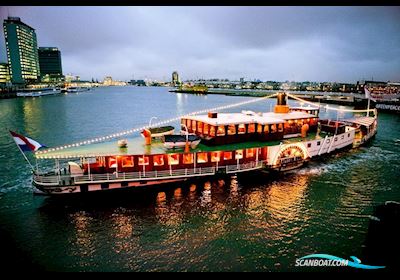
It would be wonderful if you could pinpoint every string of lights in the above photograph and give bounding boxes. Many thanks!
[287,93,377,113]
[36,93,278,155]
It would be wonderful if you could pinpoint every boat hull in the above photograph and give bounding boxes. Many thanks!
[34,177,188,195]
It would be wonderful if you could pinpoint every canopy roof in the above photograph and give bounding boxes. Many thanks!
[344,116,376,127]
[35,132,321,159]
[184,110,316,126]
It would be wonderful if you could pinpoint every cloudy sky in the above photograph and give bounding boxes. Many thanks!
[1,6,399,83]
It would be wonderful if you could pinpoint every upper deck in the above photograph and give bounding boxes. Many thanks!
[34,131,327,159]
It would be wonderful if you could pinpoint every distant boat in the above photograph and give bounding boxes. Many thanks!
[16,87,61,97]
[66,86,91,93]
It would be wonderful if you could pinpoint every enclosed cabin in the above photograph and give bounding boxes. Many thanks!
[318,119,347,135]
[75,148,268,178]
[344,116,377,143]
[181,111,285,145]
[181,92,319,145]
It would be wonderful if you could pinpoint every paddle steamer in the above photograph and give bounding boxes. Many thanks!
[31,93,377,195]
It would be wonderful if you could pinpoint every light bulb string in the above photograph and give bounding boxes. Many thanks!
[36,93,278,155]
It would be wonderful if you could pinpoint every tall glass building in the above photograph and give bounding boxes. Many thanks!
[3,17,40,84]
[0,63,11,86]
[38,47,63,83]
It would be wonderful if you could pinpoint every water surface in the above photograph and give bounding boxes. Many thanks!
[0,86,399,271]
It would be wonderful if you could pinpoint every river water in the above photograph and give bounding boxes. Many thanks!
[0,86,399,271]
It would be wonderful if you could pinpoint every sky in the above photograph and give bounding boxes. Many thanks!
[0,6,399,83]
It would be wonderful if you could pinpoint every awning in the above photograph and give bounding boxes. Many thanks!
[344,117,375,127]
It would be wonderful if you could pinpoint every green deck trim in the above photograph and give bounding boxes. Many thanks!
[35,131,327,159]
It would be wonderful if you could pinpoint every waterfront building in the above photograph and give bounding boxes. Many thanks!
[103,76,113,86]
[0,63,11,86]
[102,76,127,86]
[38,47,63,83]
[3,17,40,84]
[65,74,80,82]
[172,71,181,86]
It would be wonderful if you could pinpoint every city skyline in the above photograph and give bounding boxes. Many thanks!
[0,6,399,83]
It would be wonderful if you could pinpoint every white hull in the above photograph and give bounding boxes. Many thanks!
[67,87,91,93]
[17,89,61,97]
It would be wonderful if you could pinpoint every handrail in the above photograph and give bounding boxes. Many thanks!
[33,161,264,186]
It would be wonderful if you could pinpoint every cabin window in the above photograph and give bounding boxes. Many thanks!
[168,154,179,165]
[183,153,194,164]
[192,120,197,132]
[257,124,263,133]
[227,124,236,135]
[197,152,208,163]
[247,123,255,133]
[271,124,277,133]
[238,124,246,134]
[108,157,118,168]
[334,137,338,142]
[203,123,209,135]
[138,156,149,166]
[122,156,134,167]
[246,148,255,158]
[187,119,191,129]
[217,125,226,136]
[341,135,344,140]
[264,124,269,133]
[209,126,216,137]
[317,141,321,146]
[197,122,203,133]
[278,123,284,132]
[153,155,164,166]
[223,151,233,160]
[307,143,311,148]
[348,133,350,137]
[96,156,105,167]
[235,150,243,160]
[211,152,221,162]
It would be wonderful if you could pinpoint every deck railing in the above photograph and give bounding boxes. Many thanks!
[33,161,264,186]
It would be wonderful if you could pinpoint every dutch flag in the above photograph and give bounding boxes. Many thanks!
[9,131,46,152]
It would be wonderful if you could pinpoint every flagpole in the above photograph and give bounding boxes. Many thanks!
[15,141,35,173]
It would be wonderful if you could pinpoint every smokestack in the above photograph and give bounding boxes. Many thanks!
[274,92,290,114]
[277,92,287,106]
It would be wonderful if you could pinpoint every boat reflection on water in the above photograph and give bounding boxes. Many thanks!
[69,211,96,261]
[37,171,314,271]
